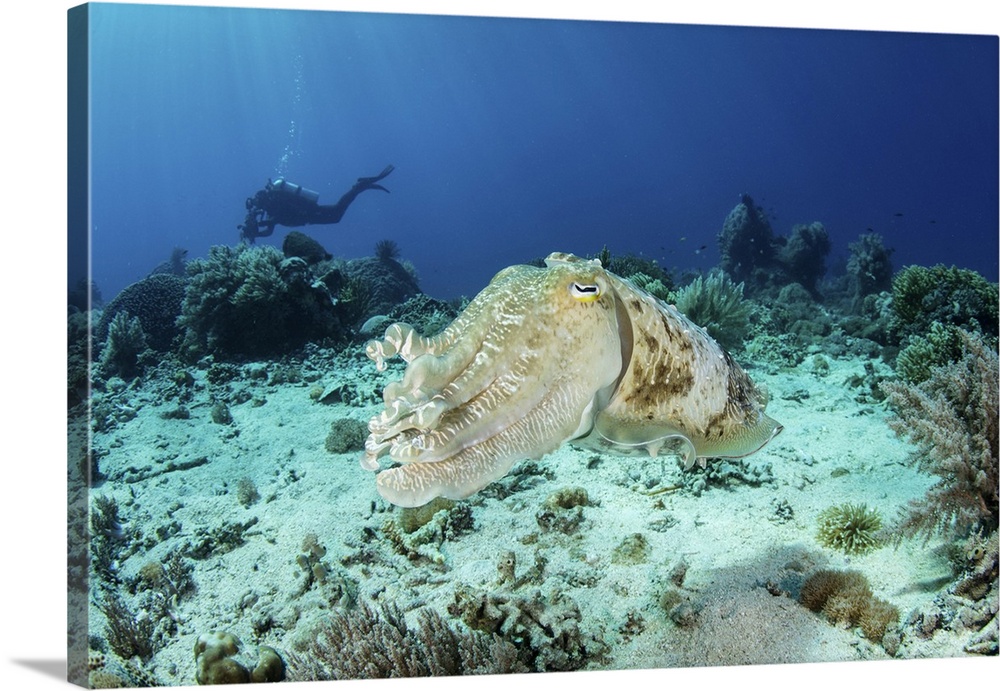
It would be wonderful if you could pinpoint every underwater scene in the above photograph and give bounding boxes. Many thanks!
[67,3,999,688]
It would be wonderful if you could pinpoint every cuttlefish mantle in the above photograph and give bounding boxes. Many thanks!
[361,251,782,507]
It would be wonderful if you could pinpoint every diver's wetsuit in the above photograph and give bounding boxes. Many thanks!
[239,165,394,242]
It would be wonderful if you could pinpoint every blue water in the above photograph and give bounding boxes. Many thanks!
[84,3,998,302]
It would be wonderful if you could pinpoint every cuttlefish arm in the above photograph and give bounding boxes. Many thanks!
[362,260,623,507]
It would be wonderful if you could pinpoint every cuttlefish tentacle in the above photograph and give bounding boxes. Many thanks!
[375,364,618,506]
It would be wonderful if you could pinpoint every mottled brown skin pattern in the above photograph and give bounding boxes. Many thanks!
[588,269,780,461]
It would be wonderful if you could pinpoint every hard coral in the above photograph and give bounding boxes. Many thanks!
[894,321,965,384]
[449,584,604,671]
[282,230,331,264]
[96,273,187,351]
[342,255,420,318]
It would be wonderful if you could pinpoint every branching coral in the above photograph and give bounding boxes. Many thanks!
[449,584,605,671]
[816,502,883,555]
[286,601,525,680]
[673,271,752,351]
[881,330,999,541]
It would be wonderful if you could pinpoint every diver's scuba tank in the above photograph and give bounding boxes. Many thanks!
[270,178,320,204]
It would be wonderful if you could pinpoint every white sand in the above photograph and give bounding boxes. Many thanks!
[83,346,979,685]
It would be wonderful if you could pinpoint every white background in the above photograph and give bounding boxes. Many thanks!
[1,1,997,689]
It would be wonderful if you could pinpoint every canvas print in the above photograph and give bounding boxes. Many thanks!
[67,3,999,687]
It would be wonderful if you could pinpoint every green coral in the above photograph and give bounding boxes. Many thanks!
[895,321,966,384]
[816,503,883,555]
[673,271,752,351]
[890,264,998,341]
[98,312,149,379]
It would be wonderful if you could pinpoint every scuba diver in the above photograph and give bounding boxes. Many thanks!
[239,164,395,243]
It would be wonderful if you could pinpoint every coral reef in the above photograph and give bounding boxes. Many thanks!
[681,458,774,496]
[889,263,999,341]
[282,230,331,264]
[881,330,999,540]
[626,272,673,302]
[69,276,102,311]
[902,529,998,655]
[384,293,461,338]
[96,273,187,352]
[194,631,249,684]
[770,282,832,341]
[815,502,883,555]
[672,271,752,351]
[449,584,606,671]
[381,501,474,564]
[595,246,673,290]
[799,569,899,644]
[192,631,285,684]
[893,321,965,384]
[324,416,369,454]
[777,221,831,297]
[718,193,776,286]
[85,651,160,688]
[177,244,350,358]
[98,312,149,379]
[342,255,420,318]
[287,601,526,679]
[846,232,894,310]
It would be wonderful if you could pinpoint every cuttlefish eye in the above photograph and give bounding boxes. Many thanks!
[569,281,602,302]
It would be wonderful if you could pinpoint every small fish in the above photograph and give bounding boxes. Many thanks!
[893,212,904,217]
[694,244,707,255]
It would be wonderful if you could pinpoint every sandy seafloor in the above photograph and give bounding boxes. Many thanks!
[75,341,988,686]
